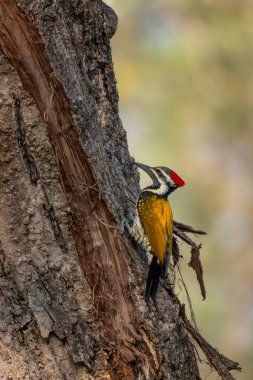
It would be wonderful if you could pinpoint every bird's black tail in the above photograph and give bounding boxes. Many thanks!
[161,251,168,279]
[145,256,162,309]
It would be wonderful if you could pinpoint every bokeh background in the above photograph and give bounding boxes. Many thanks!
[106,1,253,378]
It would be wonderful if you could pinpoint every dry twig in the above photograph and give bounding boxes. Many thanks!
[170,220,241,379]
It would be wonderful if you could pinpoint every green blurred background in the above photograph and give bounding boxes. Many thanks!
[106,1,253,378]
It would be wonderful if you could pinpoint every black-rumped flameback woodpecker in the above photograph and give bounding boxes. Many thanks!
[130,163,185,309]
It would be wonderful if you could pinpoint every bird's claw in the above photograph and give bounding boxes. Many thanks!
[120,217,130,234]
[120,214,134,235]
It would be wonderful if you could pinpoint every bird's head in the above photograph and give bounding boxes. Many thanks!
[135,162,185,196]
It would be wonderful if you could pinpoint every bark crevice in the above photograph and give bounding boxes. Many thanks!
[12,90,40,184]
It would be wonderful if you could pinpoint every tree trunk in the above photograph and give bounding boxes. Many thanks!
[0,1,239,379]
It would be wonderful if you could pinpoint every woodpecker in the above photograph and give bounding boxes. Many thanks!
[130,162,185,309]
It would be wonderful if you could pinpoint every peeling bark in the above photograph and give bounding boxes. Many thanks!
[0,1,240,379]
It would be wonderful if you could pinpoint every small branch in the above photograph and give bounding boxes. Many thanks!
[170,220,241,377]
[179,304,241,380]
[174,221,207,235]
[173,226,199,249]
[176,264,198,330]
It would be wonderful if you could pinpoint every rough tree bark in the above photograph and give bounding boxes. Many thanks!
[0,1,240,379]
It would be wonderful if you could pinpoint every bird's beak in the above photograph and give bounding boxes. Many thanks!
[134,162,159,185]
[134,162,153,176]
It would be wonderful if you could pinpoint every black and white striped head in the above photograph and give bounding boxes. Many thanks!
[135,162,185,196]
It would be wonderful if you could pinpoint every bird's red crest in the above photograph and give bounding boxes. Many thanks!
[170,171,185,187]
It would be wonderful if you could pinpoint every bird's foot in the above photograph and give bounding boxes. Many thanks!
[120,214,134,235]
[120,217,130,234]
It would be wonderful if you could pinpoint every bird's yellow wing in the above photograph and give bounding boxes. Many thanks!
[137,193,173,267]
